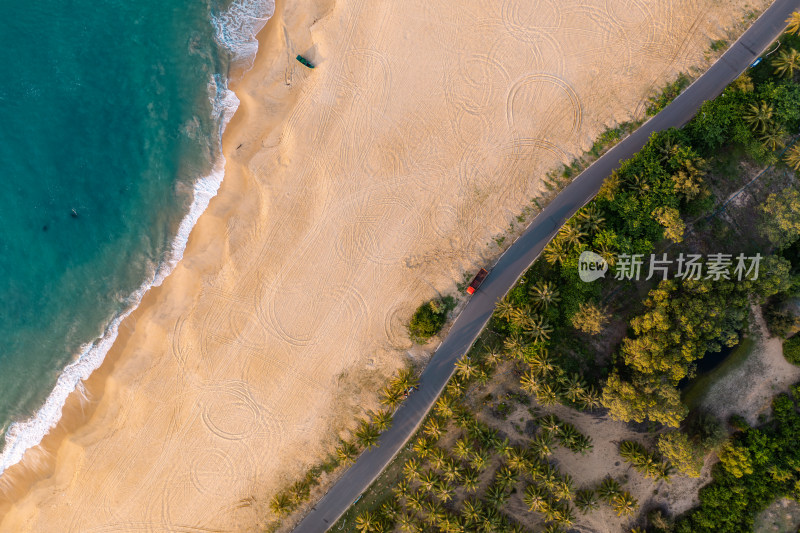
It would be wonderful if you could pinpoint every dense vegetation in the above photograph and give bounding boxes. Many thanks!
[409,297,456,342]
[671,387,800,533]
[785,334,800,365]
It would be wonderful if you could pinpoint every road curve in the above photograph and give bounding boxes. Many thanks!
[292,1,800,530]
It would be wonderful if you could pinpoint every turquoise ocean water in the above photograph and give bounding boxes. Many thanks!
[0,0,273,472]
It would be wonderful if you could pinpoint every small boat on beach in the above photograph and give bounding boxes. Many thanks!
[296,55,315,69]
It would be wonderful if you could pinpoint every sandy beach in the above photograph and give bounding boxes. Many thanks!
[0,0,768,530]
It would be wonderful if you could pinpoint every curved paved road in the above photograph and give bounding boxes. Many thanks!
[293,2,800,530]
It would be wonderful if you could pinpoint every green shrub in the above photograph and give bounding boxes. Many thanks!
[783,334,800,365]
[408,297,455,342]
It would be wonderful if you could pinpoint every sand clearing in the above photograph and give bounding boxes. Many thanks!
[701,305,800,425]
[0,0,768,530]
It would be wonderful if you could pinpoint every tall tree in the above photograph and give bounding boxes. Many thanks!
[784,144,800,171]
[529,280,561,309]
[761,187,800,246]
[602,373,687,427]
[743,100,774,133]
[772,48,800,78]
[787,11,800,34]
[571,302,610,335]
[760,126,786,151]
[657,431,704,478]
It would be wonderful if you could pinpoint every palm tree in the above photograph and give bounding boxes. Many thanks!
[381,499,402,521]
[397,512,421,533]
[372,410,393,432]
[535,383,559,406]
[556,424,581,450]
[509,304,533,328]
[412,437,433,459]
[455,356,478,380]
[434,395,455,418]
[462,498,483,525]
[470,449,490,471]
[578,386,603,410]
[434,480,454,503]
[419,470,439,492]
[773,48,800,78]
[429,448,447,470]
[529,280,561,309]
[539,414,561,434]
[785,144,800,171]
[574,488,599,513]
[423,418,443,440]
[520,369,541,395]
[440,516,463,533]
[495,297,516,321]
[743,100,774,133]
[597,241,617,266]
[480,506,503,532]
[486,484,509,507]
[544,238,568,265]
[548,500,575,526]
[269,492,292,516]
[355,420,380,449]
[523,484,547,512]
[392,367,418,392]
[381,385,403,409]
[462,468,480,492]
[562,373,586,402]
[578,205,605,235]
[445,378,465,398]
[523,315,553,343]
[403,458,422,482]
[619,440,648,463]
[454,408,472,429]
[336,440,359,464]
[507,448,531,473]
[494,437,513,459]
[530,432,554,459]
[483,348,504,367]
[496,466,518,489]
[394,479,410,498]
[597,477,621,503]
[558,222,585,249]
[355,510,380,532]
[528,349,554,376]
[405,489,425,512]
[612,491,638,517]
[442,460,461,483]
[503,332,527,359]
[787,11,800,35]
[453,437,472,461]
[658,137,680,161]
[422,500,445,527]
[552,474,574,502]
[573,434,593,454]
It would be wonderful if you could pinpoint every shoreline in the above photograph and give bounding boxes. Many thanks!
[0,0,272,490]
[0,0,770,529]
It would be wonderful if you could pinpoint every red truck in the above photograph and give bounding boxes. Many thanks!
[466,268,489,294]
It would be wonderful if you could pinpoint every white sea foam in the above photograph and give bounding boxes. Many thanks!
[0,0,273,476]
[213,0,275,67]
